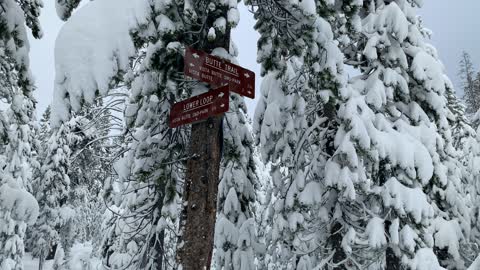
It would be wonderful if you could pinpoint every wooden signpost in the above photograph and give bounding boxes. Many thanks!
[171,48,254,127]
[174,47,254,270]
[169,85,230,128]
[184,47,255,99]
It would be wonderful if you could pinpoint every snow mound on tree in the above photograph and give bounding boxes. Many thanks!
[52,0,150,126]
[407,248,446,270]
[432,217,463,262]
[382,177,434,224]
[0,179,39,226]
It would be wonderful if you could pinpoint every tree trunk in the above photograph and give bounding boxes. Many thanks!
[176,116,223,270]
[176,2,231,269]
[38,251,45,270]
[434,246,450,269]
[385,220,401,270]
[330,222,347,270]
[157,229,165,269]
[46,244,57,260]
[386,247,401,270]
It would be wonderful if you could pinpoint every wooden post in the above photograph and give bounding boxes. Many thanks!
[177,116,223,269]
[176,4,230,270]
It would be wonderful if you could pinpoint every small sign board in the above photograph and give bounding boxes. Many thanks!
[169,85,230,128]
[184,47,255,99]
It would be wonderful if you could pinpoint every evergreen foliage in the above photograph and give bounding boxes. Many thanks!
[459,51,479,116]
[5,0,480,270]
[0,0,42,269]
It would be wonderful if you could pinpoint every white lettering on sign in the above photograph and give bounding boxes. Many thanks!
[224,64,239,76]
[184,47,255,99]
[182,95,214,112]
[189,69,200,77]
[204,57,239,77]
[201,73,213,81]
[192,108,209,118]
[205,56,222,69]
[223,75,241,85]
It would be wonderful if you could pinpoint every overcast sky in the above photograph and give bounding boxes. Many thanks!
[29,1,480,118]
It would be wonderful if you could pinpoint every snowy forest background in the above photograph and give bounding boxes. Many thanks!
[4,0,480,270]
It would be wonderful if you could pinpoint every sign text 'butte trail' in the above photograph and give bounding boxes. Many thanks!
[169,85,230,128]
[184,47,255,99]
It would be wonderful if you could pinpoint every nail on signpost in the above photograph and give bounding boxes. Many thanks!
[169,85,230,128]
[184,47,255,99]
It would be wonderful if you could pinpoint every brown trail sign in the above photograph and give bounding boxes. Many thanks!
[184,47,255,99]
[169,85,230,128]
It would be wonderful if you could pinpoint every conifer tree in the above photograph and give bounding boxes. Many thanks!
[461,124,480,264]
[31,117,86,270]
[447,68,480,266]
[0,0,42,269]
[320,1,469,268]
[459,51,479,115]
[251,0,352,268]
[25,106,51,256]
[68,101,112,249]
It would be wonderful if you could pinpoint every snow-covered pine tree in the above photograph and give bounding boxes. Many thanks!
[30,117,88,270]
[460,123,480,264]
[0,0,42,269]
[25,106,52,255]
[414,15,479,270]
[426,46,473,269]
[320,1,469,268]
[55,0,126,248]
[472,71,480,127]
[458,51,479,116]
[251,0,353,268]
[446,81,480,266]
[63,99,113,257]
[37,106,52,153]
[28,99,112,267]
[50,0,172,268]
[214,52,260,270]
[445,79,473,151]
[447,61,480,265]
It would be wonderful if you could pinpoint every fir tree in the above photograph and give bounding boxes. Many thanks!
[31,118,85,270]
[448,70,480,266]
[0,0,42,269]
[459,51,479,115]
[68,100,112,249]
[251,0,351,268]
[320,1,469,269]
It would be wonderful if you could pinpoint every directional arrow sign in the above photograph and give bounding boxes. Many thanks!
[184,47,255,99]
[169,85,230,128]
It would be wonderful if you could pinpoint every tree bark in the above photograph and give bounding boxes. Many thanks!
[385,220,401,270]
[330,222,347,270]
[176,116,223,270]
[386,247,401,270]
[38,251,45,270]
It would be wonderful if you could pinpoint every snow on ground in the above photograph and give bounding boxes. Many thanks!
[23,242,103,270]
[23,253,53,270]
